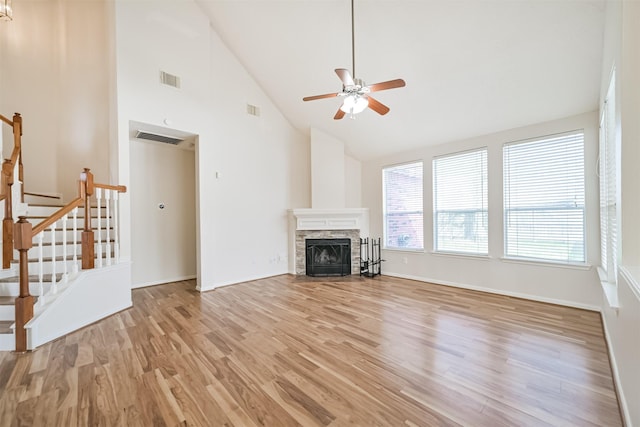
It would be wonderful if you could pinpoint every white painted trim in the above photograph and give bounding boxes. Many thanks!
[619,265,640,302]
[291,208,369,231]
[430,251,491,261]
[383,271,601,311]
[500,256,592,271]
[600,312,631,427]
[197,272,288,292]
[132,275,197,289]
[597,267,620,309]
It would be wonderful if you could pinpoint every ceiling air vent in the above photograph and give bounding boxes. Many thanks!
[160,70,180,88]
[247,104,260,117]
[135,130,183,145]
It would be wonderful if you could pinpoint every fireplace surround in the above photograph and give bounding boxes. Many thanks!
[290,208,369,276]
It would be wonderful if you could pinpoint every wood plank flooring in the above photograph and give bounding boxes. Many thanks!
[0,275,623,426]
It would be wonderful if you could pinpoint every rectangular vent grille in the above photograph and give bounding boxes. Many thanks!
[160,71,180,88]
[247,104,260,116]
[135,131,183,145]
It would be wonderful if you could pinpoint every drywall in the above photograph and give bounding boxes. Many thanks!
[129,139,196,287]
[345,154,362,208]
[0,0,110,201]
[114,0,309,290]
[599,1,640,425]
[362,112,602,309]
[310,128,345,208]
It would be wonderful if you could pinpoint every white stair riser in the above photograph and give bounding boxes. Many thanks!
[0,305,14,321]
[0,282,52,297]
[12,255,114,275]
[14,243,82,259]
[13,243,114,260]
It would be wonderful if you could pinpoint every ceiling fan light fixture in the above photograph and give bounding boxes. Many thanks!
[340,95,368,114]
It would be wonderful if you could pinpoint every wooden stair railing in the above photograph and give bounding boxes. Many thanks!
[13,168,126,352]
[0,112,23,269]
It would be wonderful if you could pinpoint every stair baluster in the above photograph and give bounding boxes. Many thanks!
[72,207,79,274]
[105,189,111,266]
[113,191,120,263]
[96,187,102,268]
[37,233,44,307]
[50,223,57,294]
[62,214,68,283]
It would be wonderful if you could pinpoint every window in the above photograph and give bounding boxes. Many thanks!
[503,131,585,263]
[383,162,423,250]
[433,148,488,254]
[599,74,617,283]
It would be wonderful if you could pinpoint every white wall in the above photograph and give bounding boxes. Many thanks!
[599,2,640,425]
[0,0,110,201]
[362,112,602,309]
[345,154,362,208]
[130,140,196,288]
[310,128,345,209]
[114,0,309,290]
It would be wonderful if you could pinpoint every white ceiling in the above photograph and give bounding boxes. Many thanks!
[197,0,605,161]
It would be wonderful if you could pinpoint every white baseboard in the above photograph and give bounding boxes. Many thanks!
[383,271,601,311]
[197,272,289,292]
[600,312,631,427]
[132,275,197,289]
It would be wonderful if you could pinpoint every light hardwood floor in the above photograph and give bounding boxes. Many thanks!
[0,275,623,426]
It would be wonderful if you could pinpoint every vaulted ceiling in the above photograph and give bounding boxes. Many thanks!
[198,0,605,161]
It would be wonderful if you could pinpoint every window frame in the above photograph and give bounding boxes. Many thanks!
[502,131,587,265]
[382,161,424,251]
[432,147,488,256]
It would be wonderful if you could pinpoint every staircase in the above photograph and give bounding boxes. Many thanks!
[0,202,110,350]
[1,111,131,352]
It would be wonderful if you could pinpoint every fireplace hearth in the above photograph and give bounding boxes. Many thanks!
[306,238,351,276]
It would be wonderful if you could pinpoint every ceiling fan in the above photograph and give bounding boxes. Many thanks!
[302,0,406,120]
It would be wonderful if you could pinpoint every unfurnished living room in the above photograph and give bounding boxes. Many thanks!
[0,0,638,426]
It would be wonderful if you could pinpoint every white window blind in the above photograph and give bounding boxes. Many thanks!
[503,131,585,263]
[433,148,488,254]
[383,162,423,250]
[599,75,617,283]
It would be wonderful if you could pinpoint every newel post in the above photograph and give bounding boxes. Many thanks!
[14,216,34,352]
[81,168,95,270]
[2,159,14,269]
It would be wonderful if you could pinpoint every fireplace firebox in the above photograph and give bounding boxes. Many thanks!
[305,238,351,276]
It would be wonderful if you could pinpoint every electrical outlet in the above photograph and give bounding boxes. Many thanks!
[403,257,408,264]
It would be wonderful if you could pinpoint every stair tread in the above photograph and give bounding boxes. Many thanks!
[14,239,115,247]
[0,321,12,334]
[10,253,114,265]
[0,273,63,283]
[0,296,15,305]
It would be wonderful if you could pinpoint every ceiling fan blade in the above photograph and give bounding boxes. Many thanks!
[368,79,406,93]
[303,93,339,102]
[334,108,346,120]
[335,68,355,86]
[367,96,390,115]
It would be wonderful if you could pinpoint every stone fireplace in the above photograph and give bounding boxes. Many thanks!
[290,208,369,276]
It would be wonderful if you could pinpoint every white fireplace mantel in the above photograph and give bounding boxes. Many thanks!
[290,208,369,233]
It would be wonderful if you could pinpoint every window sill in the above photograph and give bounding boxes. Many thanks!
[430,251,490,261]
[597,267,620,309]
[500,257,592,271]
[382,247,425,254]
